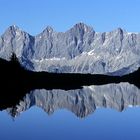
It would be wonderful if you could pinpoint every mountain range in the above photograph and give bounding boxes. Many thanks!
[0,23,140,75]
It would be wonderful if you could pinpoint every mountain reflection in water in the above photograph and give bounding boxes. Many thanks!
[0,55,140,118]
[6,82,140,118]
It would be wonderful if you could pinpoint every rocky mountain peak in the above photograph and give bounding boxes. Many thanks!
[42,26,54,34]
[70,22,94,33]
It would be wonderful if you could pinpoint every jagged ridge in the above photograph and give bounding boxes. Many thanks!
[0,23,140,75]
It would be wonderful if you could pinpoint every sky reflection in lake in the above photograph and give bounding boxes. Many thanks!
[0,107,140,140]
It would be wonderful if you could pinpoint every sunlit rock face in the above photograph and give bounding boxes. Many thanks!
[7,83,140,118]
[1,23,140,75]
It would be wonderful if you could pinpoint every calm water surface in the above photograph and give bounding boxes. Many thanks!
[0,83,140,140]
[0,107,140,140]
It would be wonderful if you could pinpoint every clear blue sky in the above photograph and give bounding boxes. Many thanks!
[0,0,140,35]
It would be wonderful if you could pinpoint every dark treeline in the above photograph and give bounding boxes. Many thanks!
[0,54,140,110]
